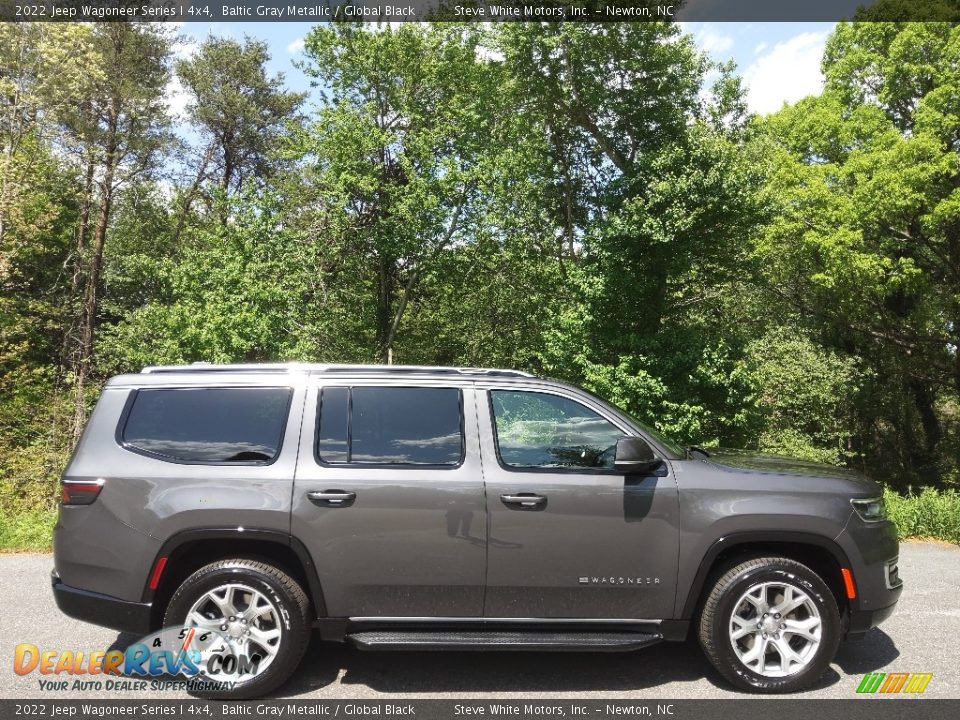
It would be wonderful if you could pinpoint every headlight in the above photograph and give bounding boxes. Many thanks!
[851,496,887,522]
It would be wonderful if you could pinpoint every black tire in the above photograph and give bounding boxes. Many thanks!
[163,559,311,699]
[698,556,841,693]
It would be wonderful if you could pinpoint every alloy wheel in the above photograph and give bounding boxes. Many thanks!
[728,580,823,678]
[184,583,283,677]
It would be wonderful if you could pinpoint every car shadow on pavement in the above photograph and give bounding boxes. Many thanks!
[108,632,142,654]
[277,629,901,698]
[833,628,900,674]
[276,637,713,696]
[104,627,899,697]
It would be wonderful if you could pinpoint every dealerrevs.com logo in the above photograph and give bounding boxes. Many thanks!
[856,672,933,694]
[13,626,264,693]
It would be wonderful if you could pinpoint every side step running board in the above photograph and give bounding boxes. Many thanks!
[347,630,662,652]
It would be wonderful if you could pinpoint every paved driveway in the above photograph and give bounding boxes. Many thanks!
[1,541,956,699]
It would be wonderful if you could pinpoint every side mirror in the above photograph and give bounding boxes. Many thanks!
[614,436,662,474]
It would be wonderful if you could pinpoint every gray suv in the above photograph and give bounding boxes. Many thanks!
[52,364,902,697]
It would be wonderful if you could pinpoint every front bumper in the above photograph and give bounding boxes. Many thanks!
[846,594,901,639]
[837,518,903,639]
[51,570,153,635]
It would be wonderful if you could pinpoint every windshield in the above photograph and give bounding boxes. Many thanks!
[575,385,686,457]
[623,413,687,457]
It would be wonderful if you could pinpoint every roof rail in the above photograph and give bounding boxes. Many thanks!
[140,362,535,378]
[141,363,301,374]
[319,366,534,378]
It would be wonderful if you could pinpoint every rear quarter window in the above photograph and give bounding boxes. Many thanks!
[119,387,292,464]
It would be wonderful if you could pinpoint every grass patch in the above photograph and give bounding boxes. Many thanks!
[0,509,56,551]
[885,487,960,545]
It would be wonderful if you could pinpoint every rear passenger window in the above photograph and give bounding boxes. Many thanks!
[121,388,292,464]
[316,386,463,466]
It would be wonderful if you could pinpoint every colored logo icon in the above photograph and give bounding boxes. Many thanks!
[856,672,933,694]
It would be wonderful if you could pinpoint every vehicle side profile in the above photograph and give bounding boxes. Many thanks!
[52,364,902,697]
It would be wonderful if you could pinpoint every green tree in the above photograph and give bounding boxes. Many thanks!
[295,23,501,363]
[0,24,102,515]
[67,23,173,438]
[0,23,101,247]
[853,0,960,21]
[758,22,960,486]
[494,23,764,443]
[734,329,865,464]
[174,36,305,239]
[100,191,316,369]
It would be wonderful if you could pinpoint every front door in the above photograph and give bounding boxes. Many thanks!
[292,381,487,617]
[478,386,680,619]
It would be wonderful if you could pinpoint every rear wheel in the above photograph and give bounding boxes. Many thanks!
[163,559,311,699]
[698,557,841,693]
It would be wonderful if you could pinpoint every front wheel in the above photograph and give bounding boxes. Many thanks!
[163,559,311,699]
[698,557,841,693]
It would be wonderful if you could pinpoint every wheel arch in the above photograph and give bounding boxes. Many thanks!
[680,531,858,622]
[143,528,326,630]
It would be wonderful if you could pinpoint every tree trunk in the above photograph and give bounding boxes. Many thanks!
[72,107,118,441]
[955,324,960,395]
[0,156,9,248]
[375,253,395,364]
[908,379,941,485]
[0,78,21,249]
[560,40,631,175]
[0,128,19,249]
[172,141,215,246]
[218,146,235,226]
[61,148,97,370]
[222,147,234,193]
[72,150,96,292]
[380,196,468,362]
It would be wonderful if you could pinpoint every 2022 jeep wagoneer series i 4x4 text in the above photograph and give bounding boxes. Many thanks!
[52,364,902,697]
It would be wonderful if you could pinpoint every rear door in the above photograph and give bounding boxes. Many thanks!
[292,380,487,617]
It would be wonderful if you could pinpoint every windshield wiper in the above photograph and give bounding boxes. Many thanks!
[686,446,711,458]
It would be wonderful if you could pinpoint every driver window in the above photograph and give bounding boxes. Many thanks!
[490,390,625,470]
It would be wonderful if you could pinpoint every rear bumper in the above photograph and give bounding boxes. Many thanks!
[51,570,153,635]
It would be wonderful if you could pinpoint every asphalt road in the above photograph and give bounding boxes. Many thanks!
[1,541,957,700]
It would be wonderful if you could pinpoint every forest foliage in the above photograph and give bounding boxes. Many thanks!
[2,21,960,526]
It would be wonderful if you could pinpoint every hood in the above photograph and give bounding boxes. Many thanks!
[698,447,877,486]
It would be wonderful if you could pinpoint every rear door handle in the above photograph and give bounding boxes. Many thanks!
[307,490,356,507]
[500,493,547,510]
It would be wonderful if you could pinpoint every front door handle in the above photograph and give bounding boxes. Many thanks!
[307,490,356,507]
[500,493,547,510]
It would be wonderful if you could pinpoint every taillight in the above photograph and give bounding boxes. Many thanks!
[61,478,105,505]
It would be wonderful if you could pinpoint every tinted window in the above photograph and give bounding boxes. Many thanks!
[122,388,291,464]
[316,386,463,466]
[317,387,349,463]
[490,390,625,470]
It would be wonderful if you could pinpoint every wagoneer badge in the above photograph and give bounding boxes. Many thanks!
[579,577,661,585]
